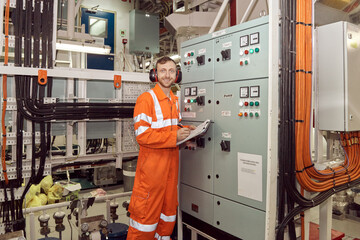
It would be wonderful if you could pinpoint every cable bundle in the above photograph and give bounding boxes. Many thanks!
[277,0,360,239]
[1,0,135,234]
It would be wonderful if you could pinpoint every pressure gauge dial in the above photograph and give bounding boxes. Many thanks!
[240,35,249,47]
[240,87,249,98]
[250,32,260,45]
[99,219,108,228]
[81,223,89,233]
[184,87,190,96]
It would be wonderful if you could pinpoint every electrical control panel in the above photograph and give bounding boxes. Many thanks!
[318,21,360,131]
[179,16,269,240]
[180,82,214,122]
[181,40,215,83]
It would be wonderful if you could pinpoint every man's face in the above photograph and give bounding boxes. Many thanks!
[156,61,177,89]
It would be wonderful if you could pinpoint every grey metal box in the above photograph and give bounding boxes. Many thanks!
[180,184,214,225]
[129,10,159,55]
[214,196,266,240]
[213,18,269,83]
[180,40,215,83]
[213,79,268,210]
[180,121,214,193]
[318,21,360,131]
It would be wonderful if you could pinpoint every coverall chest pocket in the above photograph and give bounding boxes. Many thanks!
[129,189,149,219]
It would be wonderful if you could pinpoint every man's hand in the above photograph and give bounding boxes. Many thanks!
[188,125,196,130]
[177,128,191,141]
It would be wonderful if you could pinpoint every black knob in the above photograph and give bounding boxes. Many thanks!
[217,201,220,205]
[220,140,230,152]
[208,175,211,179]
[216,174,219,178]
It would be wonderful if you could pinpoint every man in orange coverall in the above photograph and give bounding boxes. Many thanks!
[127,56,196,240]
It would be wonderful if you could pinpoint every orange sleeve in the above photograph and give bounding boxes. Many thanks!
[134,93,177,149]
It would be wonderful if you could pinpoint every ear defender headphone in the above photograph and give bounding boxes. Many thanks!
[149,69,182,83]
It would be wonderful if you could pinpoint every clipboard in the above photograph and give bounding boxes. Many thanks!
[176,119,211,145]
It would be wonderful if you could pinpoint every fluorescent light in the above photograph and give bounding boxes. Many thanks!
[56,40,111,55]
[145,14,150,17]
[170,54,180,60]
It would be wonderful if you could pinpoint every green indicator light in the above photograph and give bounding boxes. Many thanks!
[250,102,254,106]
[249,49,254,54]
[193,99,197,103]
[191,60,193,64]
[245,60,248,65]
[255,48,260,53]
[191,52,194,56]
[191,99,194,103]
[255,101,259,106]
[255,112,259,117]
[250,112,254,117]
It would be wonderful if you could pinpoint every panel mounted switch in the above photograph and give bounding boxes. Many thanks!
[196,55,205,66]
[220,140,230,152]
[221,49,231,61]
[196,96,205,106]
[196,138,205,148]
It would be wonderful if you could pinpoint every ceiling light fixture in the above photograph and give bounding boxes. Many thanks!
[56,40,111,55]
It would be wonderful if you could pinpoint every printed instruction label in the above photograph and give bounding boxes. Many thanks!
[222,132,232,139]
[237,152,262,202]
[198,48,206,54]
[223,42,232,48]
[212,30,226,38]
[221,111,231,117]
[182,112,196,118]
[198,89,206,94]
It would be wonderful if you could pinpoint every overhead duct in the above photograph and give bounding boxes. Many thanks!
[164,10,228,51]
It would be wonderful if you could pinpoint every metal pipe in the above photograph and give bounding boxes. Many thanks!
[74,0,83,18]
[240,0,258,24]
[53,0,58,64]
[67,0,75,39]
[208,0,230,33]
[29,212,36,240]
[106,199,111,223]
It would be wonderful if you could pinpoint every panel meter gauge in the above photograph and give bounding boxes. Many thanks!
[240,35,249,47]
[250,86,260,98]
[190,87,198,96]
[240,87,249,98]
[184,87,190,96]
[250,32,260,45]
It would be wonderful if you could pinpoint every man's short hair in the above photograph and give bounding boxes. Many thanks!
[156,56,176,69]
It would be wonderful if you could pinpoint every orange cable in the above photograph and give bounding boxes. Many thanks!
[1,0,10,184]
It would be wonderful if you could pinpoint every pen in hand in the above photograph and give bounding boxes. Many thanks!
[177,124,184,128]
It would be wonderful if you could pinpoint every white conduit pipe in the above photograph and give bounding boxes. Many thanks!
[208,0,230,34]
[240,0,258,24]
[67,0,75,39]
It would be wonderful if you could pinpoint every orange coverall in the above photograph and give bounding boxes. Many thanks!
[127,83,182,240]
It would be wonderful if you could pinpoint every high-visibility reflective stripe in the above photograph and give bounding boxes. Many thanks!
[135,126,149,136]
[155,233,170,240]
[134,113,152,124]
[129,218,158,232]
[149,90,163,121]
[176,99,181,121]
[160,213,176,222]
[151,118,179,129]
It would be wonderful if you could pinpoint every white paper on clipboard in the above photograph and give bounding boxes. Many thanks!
[176,119,211,145]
